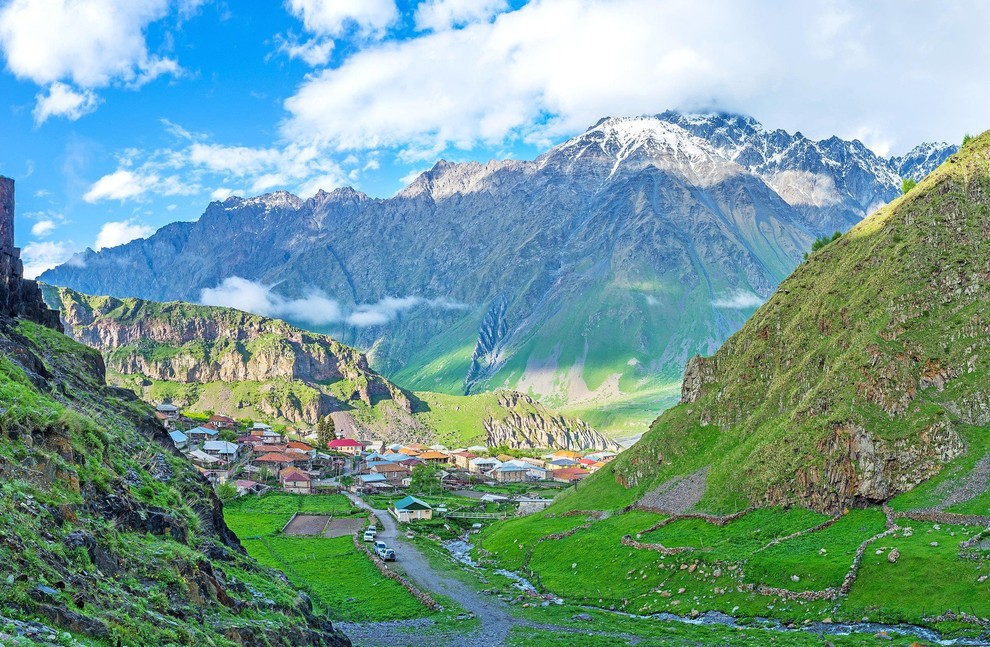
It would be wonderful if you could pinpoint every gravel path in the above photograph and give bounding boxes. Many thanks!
[937,456,990,509]
[636,466,709,513]
[344,494,518,647]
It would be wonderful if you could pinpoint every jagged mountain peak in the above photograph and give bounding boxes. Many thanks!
[539,114,741,186]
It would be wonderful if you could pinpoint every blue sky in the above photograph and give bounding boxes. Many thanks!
[1,0,989,278]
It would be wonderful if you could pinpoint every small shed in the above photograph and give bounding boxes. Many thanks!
[392,496,433,522]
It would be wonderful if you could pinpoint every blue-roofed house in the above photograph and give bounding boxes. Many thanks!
[186,425,220,443]
[487,463,529,483]
[392,496,433,522]
[168,429,188,450]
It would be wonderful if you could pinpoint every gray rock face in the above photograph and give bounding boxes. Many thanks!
[39,114,952,432]
[483,392,620,452]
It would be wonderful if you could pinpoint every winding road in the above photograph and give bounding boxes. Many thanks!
[338,494,519,647]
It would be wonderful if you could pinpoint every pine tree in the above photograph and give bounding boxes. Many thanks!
[317,415,336,449]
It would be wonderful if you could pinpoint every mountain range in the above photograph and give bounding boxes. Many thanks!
[40,112,957,436]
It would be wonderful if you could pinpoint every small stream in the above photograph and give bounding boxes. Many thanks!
[442,533,988,645]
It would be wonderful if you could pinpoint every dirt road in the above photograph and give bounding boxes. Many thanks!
[338,494,519,647]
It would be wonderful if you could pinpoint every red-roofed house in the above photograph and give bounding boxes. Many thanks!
[327,438,363,455]
[255,452,297,467]
[552,467,589,483]
[449,451,477,470]
[208,414,237,430]
[279,468,313,494]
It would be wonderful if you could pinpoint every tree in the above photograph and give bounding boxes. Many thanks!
[216,481,237,502]
[316,415,336,449]
[804,231,842,259]
[409,463,441,494]
[902,178,917,194]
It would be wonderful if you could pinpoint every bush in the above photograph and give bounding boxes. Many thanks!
[901,178,916,194]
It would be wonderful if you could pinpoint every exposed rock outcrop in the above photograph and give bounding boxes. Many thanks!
[483,392,619,452]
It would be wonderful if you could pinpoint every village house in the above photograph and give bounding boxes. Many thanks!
[287,441,316,455]
[279,467,313,494]
[449,451,477,470]
[397,446,421,457]
[392,496,433,522]
[552,467,588,483]
[551,449,583,461]
[203,440,239,460]
[370,462,411,482]
[487,463,528,483]
[168,429,188,450]
[469,457,501,474]
[208,414,237,430]
[586,451,617,463]
[156,402,180,420]
[186,425,220,443]
[467,445,487,454]
[327,438,363,455]
[254,452,297,469]
[418,450,451,465]
[504,459,550,480]
[548,457,579,470]
[234,479,267,496]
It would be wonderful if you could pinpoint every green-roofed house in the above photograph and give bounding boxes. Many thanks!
[391,496,433,522]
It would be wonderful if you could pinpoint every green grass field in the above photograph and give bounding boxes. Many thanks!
[243,536,430,621]
[222,492,435,622]
[478,504,990,630]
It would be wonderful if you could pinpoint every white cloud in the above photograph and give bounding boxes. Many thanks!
[32,82,100,124]
[211,187,234,201]
[285,0,396,37]
[199,276,466,327]
[279,0,990,158]
[83,168,198,203]
[21,240,76,279]
[31,220,57,237]
[94,219,155,250]
[83,170,150,202]
[0,0,185,122]
[276,33,335,66]
[277,0,397,68]
[414,0,507,32]
[712,290,765,309]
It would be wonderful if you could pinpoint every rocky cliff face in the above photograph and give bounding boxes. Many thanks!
[483,392,620,452]
[39,113,950,435]
[50,286,409,420]
[0,314,348,643]
[601,132,989,514]
[49,287,604,450]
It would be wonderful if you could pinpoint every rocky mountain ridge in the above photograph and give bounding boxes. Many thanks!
[591,131,990,514]
[48,286,616,450]
[41,112,955,436]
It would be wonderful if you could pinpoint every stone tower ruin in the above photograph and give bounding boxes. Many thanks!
[0,176,62,330]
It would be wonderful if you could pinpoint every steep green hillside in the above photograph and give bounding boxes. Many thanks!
[48,287,616,451]
[0,318,347,644]
[572,131,990,515]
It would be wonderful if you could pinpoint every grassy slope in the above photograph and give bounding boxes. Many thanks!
[582,132,990,513]
[0,320,341,645]
[473,135,990,634]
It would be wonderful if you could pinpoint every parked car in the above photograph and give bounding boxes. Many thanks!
[365,526,377,538]
[380,548,396,562]
[362,530,376,542]
[374,540,387,554]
